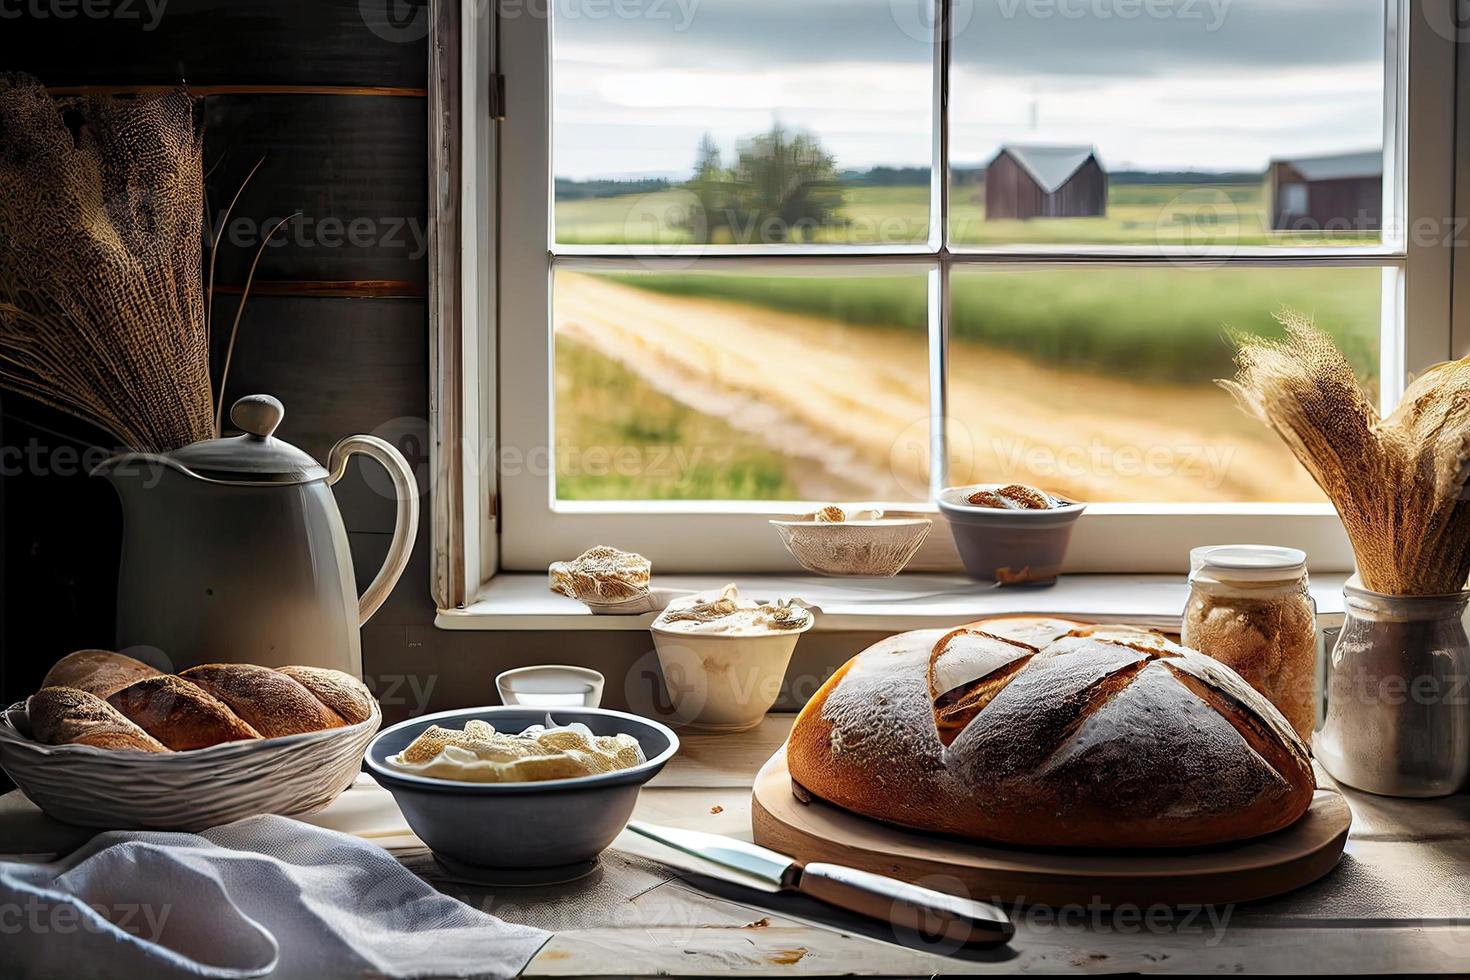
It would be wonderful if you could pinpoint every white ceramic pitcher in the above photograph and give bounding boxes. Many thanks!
[93,394,418,677]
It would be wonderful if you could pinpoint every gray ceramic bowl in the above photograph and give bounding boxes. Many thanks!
[937,486,1087,586]
[366,706,678,881]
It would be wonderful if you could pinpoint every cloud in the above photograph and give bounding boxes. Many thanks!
[552,0,1387,177]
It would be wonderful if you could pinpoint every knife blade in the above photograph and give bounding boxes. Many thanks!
[626,821,1014,947]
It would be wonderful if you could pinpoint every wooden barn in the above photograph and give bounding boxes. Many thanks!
[984,145,1107,221]
[1269,150,1383,231]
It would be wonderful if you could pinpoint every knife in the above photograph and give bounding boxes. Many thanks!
[627,821,1014,947]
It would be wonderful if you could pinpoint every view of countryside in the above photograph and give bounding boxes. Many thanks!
[551,0,1388,504]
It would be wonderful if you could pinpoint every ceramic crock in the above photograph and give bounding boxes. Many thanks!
[92,394,418,677]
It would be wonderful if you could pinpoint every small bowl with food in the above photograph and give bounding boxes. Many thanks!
[770,505,931,577]
[937,484,1086,586]
[650,585,814,733]
[365,706,678,883]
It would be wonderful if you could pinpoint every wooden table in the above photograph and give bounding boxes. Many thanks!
[4,716,1469,975]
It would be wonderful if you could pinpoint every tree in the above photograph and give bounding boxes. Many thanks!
[680,124,845,244]
[684,132,730,241]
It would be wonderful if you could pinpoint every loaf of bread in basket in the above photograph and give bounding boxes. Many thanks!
[29,650,375,752]
[787,617,1315,849]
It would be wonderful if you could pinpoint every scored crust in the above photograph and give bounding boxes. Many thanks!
[28,687,170,753]
[107,675,261,750]
[277,666,376,725]
[180,664,346,737]
[41,649,162,700]
[787,617,1315,849]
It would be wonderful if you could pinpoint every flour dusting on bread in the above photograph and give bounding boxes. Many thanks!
[790,617,1316,849]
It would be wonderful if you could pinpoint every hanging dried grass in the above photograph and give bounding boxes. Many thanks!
[1222,310,1470,595]
[0,74,213,452]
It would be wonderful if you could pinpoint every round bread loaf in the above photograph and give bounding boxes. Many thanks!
[787,617,1315,849]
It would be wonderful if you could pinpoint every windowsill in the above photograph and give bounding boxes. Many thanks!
[435,572,1353,632]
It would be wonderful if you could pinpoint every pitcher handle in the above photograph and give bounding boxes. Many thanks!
[327,435,419,625]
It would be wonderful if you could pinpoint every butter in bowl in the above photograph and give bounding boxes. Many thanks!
[649,585,814,733]
[365,706,678,884]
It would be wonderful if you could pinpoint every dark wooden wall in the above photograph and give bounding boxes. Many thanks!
[1,0,435,708]
[0,2,875,740]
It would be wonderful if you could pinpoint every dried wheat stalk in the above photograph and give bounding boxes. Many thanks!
[0,74,213,452]
[1222,311,1470,595]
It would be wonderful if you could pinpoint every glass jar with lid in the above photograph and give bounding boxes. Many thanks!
[1181,545,1317,740]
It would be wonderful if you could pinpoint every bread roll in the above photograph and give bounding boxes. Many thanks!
[787,617,1315,849]
[107,675,261,750]
[28,687,168,753]
[180,664,346,737]
[30,656,374,752]
[277,665,374,725]
[42,649,161,699]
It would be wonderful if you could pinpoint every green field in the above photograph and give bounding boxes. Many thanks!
[555,182,1380,248]
[554,336,797,500]
[603,266,1382,385]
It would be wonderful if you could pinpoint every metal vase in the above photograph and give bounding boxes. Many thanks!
[1316,581,1470,797]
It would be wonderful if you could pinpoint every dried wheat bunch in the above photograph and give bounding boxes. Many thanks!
[0,74,213,452]
[1222,310,1470,595]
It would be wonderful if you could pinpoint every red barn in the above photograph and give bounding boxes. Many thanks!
[1269,150,1383,232]
[983,145,1107,221]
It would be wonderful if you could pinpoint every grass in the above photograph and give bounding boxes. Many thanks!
[601,266,1382,385]
[554,336,797,500]
[554,182,1381,248]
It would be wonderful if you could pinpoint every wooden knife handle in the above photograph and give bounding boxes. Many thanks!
[796,862,1014,947]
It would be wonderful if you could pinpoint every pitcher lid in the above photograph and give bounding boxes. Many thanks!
[166,395,329,485]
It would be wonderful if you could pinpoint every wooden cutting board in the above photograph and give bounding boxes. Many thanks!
[752,745,1351,908]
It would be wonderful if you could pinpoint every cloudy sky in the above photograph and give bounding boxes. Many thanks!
[552,0,1386,180]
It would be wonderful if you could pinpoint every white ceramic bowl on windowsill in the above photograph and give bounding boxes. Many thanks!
[0,699,381,831]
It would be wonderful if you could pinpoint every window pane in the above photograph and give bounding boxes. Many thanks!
[949,0,1387,248]
[553,266,932,501]
[552,0,933,246]
[945,266,1383,503]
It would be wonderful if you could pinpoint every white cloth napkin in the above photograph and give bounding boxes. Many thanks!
[0,814,549,980]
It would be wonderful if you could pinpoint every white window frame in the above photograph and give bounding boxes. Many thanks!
[447,0,1459,593]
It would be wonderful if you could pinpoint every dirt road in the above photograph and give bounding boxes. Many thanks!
[554,272,1321,503]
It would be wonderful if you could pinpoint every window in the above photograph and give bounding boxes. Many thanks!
[479,0,1457,578]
